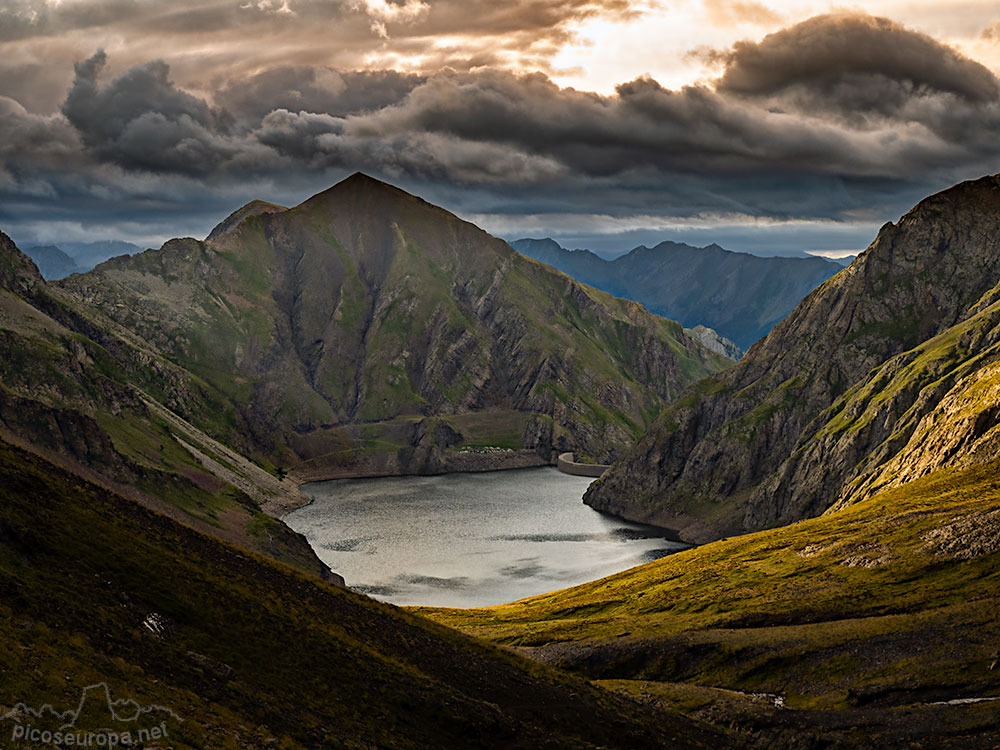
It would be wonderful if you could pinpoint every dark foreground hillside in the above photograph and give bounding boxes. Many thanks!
[0,438,729,750]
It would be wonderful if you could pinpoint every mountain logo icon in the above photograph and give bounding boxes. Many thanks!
[2,683,180,747]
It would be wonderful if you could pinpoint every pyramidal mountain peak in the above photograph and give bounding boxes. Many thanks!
[293,171,434,214]
[206,174,414,245]
[60,176,729,478]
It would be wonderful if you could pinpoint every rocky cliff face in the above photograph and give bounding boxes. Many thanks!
[510,238,841,349]
[685,325,743,360]
[585,174,1000,542]
[63,173,729,469]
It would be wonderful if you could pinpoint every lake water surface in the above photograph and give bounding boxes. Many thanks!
[287,467,687,607]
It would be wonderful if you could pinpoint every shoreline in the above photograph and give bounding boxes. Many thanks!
[277,450,555,519]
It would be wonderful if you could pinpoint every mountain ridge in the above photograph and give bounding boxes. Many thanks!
[59,174,729,473]
[0,231,328,576]
[584,173,1000,542]
[510,237,843,349]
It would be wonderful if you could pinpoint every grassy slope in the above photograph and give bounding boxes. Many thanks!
[0,438,728,750]
[807,286,1000,507]
[0,236,321,575]
[423,460,1000,721]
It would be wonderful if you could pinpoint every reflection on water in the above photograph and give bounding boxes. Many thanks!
[286,467,688,607]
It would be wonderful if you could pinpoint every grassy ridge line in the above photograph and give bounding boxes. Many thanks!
[421,460,1000,710]
[0,257,322,572]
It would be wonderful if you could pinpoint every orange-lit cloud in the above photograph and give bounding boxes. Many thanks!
[703,0,783,27]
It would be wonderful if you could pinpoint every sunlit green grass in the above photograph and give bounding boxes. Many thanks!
[421,460,1000,709]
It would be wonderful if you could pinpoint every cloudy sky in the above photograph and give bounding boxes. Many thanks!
[1,0,999,257]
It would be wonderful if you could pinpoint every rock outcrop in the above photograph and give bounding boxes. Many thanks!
[685,325,743,360]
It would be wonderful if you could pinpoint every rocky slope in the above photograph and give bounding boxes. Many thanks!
[0,231,325,575]
[510,238,841,349]
[62,173,729,470]
[585,174,1000,542]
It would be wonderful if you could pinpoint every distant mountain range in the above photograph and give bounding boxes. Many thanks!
[510,238,842,350]
[22,240,141,279]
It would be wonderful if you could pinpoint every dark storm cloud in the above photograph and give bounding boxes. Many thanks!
[716,14,1000,122]
[2,11,1000,249]
[60,50,247,174]
[0,96,79,161]
[63,50,226,140]
[338,61,999,188]
[215,67,426,123]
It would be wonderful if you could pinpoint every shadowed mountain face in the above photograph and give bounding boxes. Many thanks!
[585,174,1000,542]
[511,238,842,350]
[62,174,729,470]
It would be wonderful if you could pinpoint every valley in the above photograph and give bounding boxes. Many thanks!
[6,4,1000,747]
[3,171,1000,748]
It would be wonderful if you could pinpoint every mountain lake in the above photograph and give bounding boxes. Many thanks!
[286,467,688,607]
